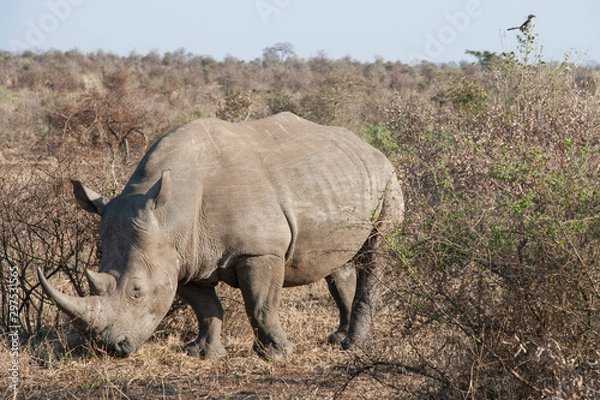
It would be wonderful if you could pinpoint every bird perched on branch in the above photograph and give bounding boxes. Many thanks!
[507,14,536,31]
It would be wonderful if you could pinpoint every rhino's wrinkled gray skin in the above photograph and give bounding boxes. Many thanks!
[38,112,404,359]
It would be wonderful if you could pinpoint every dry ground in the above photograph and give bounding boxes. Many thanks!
[2,280,434,400]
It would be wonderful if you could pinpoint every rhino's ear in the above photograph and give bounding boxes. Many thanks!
[71,180,109,216]
[85,269,117,296]
[152,170,171,210]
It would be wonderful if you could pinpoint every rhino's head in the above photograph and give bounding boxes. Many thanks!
[38,171,179,357]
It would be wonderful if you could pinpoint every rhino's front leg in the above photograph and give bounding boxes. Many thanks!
[178,284,227,358]
[235,255,293,360]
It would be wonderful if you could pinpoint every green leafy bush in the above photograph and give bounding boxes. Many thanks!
[387,50,600,398]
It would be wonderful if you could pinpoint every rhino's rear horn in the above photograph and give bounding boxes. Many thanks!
[37,267,102,331]
[86,269,117,296]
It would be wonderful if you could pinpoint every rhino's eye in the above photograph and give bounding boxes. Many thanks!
[126,280,144,301]
[131,285,143,298]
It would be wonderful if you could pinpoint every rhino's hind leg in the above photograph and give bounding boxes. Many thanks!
[235,254,294,360]
[343,178,402,350]
[178,284,227,358]
[342,233,385,350]
[325,263,356,345]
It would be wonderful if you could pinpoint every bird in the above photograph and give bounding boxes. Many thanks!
[507,14,536,31]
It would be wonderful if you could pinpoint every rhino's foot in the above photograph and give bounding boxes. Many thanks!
[341,335,367,351]
[253,337,294,360]
[184,338,227,359]
[341,337,355,350]
[327,331,348,345]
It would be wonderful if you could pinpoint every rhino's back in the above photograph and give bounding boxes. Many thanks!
[243,113,397,284]
[128,113,398,285]
[245,113,394,209]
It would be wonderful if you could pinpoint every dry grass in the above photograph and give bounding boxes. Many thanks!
[2,282,426,400]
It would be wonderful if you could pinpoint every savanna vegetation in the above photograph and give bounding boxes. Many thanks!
[1,35,600,399]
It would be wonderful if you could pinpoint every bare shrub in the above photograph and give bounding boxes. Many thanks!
[0,161,99,335]
[47,69,151,161]
[299,62,364,126]
[267,89,296,115]
[372,54,600,398]
[216,87,252,122]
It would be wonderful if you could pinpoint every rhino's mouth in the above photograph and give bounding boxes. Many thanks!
[104,333,140,358]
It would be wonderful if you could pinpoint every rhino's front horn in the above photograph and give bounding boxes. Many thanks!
[37,267,102,331]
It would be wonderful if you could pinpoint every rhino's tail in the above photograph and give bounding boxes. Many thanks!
[375,171,404,239]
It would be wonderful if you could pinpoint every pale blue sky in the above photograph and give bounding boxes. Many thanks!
[1,1,599,63]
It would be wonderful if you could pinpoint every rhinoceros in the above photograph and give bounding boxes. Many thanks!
[38,112,404,359]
